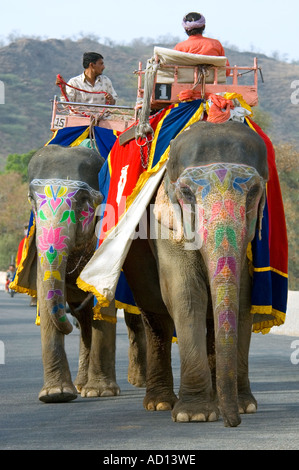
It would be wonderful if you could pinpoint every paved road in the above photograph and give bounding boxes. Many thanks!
[0,291,298,451]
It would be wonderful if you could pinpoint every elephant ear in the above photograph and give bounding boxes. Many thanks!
[153,179,184,241]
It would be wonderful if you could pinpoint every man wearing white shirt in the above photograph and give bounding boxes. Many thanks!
[57,52,117,105]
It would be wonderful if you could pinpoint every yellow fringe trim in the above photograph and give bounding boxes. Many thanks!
[93,311,117,323]
[10,216,37,297]
[76,276,110,306]
[251,305,273,314]
[252,308,286,334]
[115,301,141,315]
[35,301,40,326]
[92,302,117,323]
[10,284,37,297]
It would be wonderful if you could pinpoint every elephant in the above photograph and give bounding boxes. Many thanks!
[121,120,268,427]
[27,145,146,403]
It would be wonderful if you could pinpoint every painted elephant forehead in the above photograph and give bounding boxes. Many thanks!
[30,178,103,200]
[31,178,103,233]
[176,163,264,196]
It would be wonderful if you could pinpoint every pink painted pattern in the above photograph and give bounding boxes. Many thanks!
[176,163,263,337]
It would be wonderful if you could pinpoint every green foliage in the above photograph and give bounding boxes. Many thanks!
[0,233,21,269]
[0,36,298,161]
[4,149,36,182]
[0,37,297,290]
[0,171,31,271]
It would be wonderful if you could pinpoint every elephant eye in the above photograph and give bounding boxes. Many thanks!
[28,193,36,206]
[79,192,92,205]
[179,185,196,204]
[81,197,90,205]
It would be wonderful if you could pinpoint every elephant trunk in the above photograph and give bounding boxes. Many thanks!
[31,177,103,336]
[200,208,245,427]
[36,224,74,336]
[166,162,266,426]
[209,262,240,427]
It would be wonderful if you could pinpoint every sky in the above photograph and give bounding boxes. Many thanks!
[1,0,298,62]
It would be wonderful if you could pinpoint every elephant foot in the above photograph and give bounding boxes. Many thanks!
[39,384,77,403]
[80,379,120,398]
[238,392,258,414]
[74,382,84,393]
[127,341,146,388]
[143,391,178,411]
[128,366,146,388]
[73,373,88,393]
[172,399,219,423]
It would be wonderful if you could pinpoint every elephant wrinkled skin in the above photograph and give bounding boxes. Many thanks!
[28,145,146,403]
[123,121,268,427]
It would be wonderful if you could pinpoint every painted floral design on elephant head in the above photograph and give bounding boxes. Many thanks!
[30,178,102,231]
[37,226,68,267]
[29,179,101,323]
[80,202,96,230]
[34,184,78,226]
[34,183,81,278]
[175,163,264,337]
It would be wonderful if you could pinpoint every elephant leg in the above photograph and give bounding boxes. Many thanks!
[237,264,257,414]
[67,298,93,393]
[171,297,218,422]
[38,285,77,403]
[123,237,177,411]
[81,301,120,397]
[142,310,176,410]
[156,240,218,422]
[124,311,147,387]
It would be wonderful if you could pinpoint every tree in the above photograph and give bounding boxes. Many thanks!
[4,149,36,182]
[0,172,31,270]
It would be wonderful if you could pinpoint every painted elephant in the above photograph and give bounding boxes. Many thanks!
[122,121,268,427]
[27,145,146,402]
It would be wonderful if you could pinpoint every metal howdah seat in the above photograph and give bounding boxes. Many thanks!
[50,99,136,133]
[51,47,260,134]
[146,47,259,110]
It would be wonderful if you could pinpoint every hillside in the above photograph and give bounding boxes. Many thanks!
[0,37,299,167]
[0,37,297,289]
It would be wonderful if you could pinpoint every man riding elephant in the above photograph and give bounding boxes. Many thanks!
[78,111,288,427]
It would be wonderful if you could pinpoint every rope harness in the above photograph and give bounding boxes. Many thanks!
[56,74,109,118]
